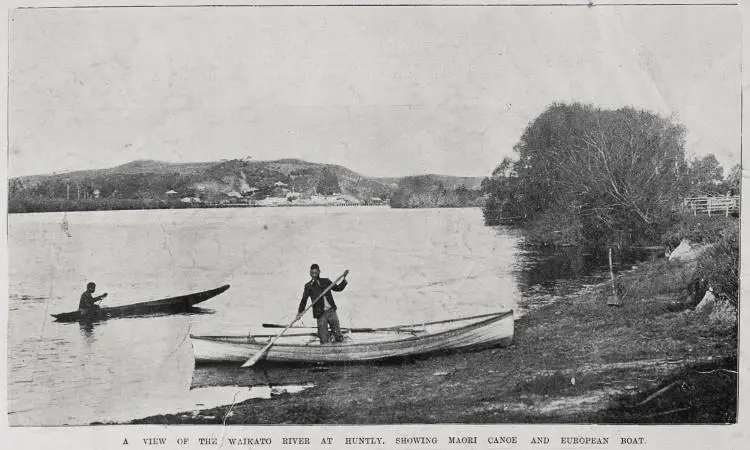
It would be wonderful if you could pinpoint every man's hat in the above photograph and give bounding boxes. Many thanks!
[310,264,320,270]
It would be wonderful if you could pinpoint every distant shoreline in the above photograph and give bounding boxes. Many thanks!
[7,201,486,215]
[7,200,389,214]
[9,158,485,215]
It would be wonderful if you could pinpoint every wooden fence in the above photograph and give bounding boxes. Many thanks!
[682,196,740,217]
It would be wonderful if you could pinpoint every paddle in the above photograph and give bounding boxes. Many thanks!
[86,293,107,308]
[241,269,349,368]
[261,323,426,334]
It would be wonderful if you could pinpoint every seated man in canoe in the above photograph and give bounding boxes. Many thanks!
[296,264,348,344]
[79,282,107,318]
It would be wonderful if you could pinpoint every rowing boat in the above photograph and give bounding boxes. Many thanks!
[190,310,513,365]
[51,284,230,322]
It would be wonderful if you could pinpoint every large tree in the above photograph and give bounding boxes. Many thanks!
[484,103,688,243]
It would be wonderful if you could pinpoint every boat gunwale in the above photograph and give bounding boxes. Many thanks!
[190,310,513,349]
[104,284,230,308]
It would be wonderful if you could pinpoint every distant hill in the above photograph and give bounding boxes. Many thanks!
[102,160,217,176]
[8,158,485,213]
[375,175,484,191]
[389,175,486,208]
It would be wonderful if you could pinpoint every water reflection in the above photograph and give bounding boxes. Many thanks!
[58,306,214,326]
[515,246,604,296]
[78,320,96,339]
[513,244,666,298]
[68,306,213,338]
[192,365,316,389]
[192,364,374,390]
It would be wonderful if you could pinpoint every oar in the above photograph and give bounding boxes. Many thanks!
[261,323,426,334]
[241,269,349,368]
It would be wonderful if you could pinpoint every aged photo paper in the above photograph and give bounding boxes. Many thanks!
[1,0,747,448]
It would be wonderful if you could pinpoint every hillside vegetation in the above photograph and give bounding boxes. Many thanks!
[8,159,483,213]
[390,175,484,208]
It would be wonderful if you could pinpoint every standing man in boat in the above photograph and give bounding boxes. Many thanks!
[79,282,107,317]
[296,264,348,344]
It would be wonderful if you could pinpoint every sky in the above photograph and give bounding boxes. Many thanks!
[9,5,741,177]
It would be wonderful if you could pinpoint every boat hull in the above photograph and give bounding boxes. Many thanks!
[191,310,513,365]
[51,284,230,322]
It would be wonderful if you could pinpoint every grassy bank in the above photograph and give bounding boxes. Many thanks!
[127,257,736,425]
[665,215,740,302]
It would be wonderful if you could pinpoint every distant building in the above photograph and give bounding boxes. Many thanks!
[336,194,360,205]
[166,190,178,195]
[273,181,288,187]
[226,191,242,198]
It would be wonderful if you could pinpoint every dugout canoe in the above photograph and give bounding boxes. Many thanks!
[51,284,230,323]
[190,310,513,365]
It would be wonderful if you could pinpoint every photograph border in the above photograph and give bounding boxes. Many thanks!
[0,1,745,448]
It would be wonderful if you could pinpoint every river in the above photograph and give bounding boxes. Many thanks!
[7,207,624,425]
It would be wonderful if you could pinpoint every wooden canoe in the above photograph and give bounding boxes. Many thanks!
[51,284,230,323]
[190,310,513,365]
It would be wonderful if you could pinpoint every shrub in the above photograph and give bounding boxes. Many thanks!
[694,222,739,302]
[662,214,737,249]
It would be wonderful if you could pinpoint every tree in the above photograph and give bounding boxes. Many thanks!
[390,176,480,208]
[316,168,341,196]
[482,157,524,224]
[484,103,689,244]
[687,154,725,195]
[726,164,741,195]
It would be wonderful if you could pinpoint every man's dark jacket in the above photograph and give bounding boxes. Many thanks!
[298,278,348,319]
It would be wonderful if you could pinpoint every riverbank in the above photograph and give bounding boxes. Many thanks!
[7,198,386,213]
[127,257,736,425]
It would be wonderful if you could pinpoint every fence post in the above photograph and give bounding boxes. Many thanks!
[707,197,711,217]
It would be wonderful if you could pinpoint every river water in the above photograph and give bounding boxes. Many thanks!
[7,207,619,425]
